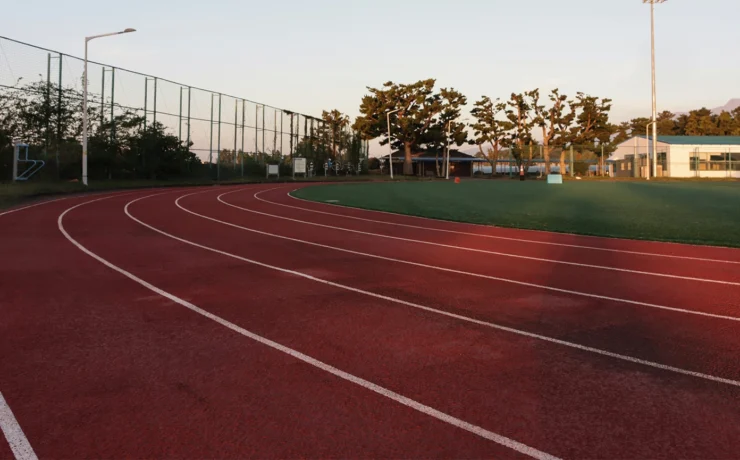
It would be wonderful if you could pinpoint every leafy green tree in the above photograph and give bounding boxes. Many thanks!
[320,109,350,161]
[656,110,677,135]
[683,108,714,136]
[470,96,513,175]
[353,79,466,175]
[504,92,538,169]
[531,89,573,174]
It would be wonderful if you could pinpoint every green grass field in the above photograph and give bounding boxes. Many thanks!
[293,180,740,247]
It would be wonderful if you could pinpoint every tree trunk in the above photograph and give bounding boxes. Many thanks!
[544,144,551,175]
[403,142,413,175]
[560,150,566,176]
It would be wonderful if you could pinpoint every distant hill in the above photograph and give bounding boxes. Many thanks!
[676,99,740,116]
[710,99,740,114]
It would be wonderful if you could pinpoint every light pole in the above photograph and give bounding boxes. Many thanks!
[82,28,136,186]
[386,108,401,179]
[646,121,657,180]
[644,0,665,179]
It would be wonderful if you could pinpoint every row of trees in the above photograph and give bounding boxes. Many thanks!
[624,107,740,138]
[1,80,364,181]
[352,79,740,175]
[1,81,199,180]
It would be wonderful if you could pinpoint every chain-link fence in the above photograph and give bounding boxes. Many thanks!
[0,36,368,183]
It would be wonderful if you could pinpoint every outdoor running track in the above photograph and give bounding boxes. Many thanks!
[2,184,740,459]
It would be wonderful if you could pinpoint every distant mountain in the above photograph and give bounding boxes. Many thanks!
[675,99,740,116]
[711,99,740,114]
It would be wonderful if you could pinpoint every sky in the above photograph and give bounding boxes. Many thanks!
[3,0,740,148]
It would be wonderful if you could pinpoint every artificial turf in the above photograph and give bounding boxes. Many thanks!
[292,180,740,247]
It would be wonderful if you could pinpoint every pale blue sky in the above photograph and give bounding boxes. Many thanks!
[4,0,740,124]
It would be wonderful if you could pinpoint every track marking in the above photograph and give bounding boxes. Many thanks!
[285,189,740,265]
[0,197,69,218]
[246,191,740,286]
[0,392,37,460]
[57,196,559,460]
[164,190,740,386]
[211,192,740,321]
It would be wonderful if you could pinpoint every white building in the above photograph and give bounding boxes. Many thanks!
[612,136,740,178]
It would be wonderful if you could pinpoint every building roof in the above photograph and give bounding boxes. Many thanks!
[381,149,486,162]
[638,135,740,145]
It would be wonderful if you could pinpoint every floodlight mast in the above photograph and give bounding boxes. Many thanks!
[644,0,665,179]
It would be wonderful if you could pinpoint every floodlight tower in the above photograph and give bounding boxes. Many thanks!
[644,0,665,179]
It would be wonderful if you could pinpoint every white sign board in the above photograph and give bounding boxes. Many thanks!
[293,158,307,174]
[267,164,279,177]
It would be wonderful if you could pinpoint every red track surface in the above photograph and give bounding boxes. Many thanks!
[2,184,740,459]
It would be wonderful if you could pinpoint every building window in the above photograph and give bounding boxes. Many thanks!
[731,153,740,171]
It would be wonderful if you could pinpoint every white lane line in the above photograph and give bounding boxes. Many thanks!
[173,190,740,386]
[286,189,740,265]
[249,191,740,286]
[0,188,163,219]
[0,197,69,218]
[214,191,740,321]
[0,391,37,460]
[57,196,559,460]
[227,189,740,293]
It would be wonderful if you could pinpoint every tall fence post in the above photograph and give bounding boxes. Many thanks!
[233,98,238,171]
[262,104,265,163]
[153,77,158,125]
[255,104,259,158]
[209,93,214,168]
[178,87,183,141]
[241,99,245,177]
[44,53,51,161]
[217,93,221,181]
[110,68,115,143]
[101,68,106,127]
[143,78,149,130]
[280,111,283,156]
[187,87,192,149]
[273,110,277,154]
[56,53,62,176]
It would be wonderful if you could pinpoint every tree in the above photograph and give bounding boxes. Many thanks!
[656,110,677,135]
[504,92,538,170]
[470,96,513,176]
[320,109,350,161]
[531,89,574,175]
[354,79,467,175]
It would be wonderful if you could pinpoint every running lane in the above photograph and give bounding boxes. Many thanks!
[218,187,740,319]
[1,188,517,459]
[100,188,740,459]
[187,187,740,379]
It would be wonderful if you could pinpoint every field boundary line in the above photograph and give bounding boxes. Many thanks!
[57,194,560,460]
[287,188,740,264]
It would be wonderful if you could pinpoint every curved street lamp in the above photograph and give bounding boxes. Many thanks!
[82,28,137,186]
